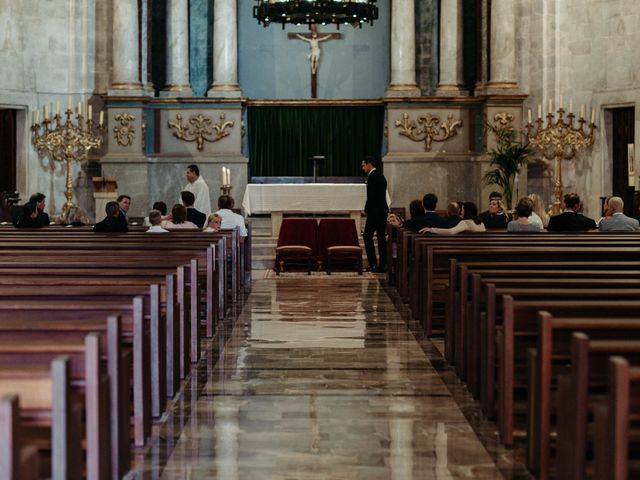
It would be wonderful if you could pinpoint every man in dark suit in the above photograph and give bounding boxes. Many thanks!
[29,193,50,227]
[362,157,389,273]
[181,191,206,228]
[403,193,448,231]
[15,202,42,228]
[94,201,129,233]
[547,193,597,231]
[116,194,131,227]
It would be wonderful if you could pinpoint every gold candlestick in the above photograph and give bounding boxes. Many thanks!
[525,104,597,214]
[220,184,232,196]
[31,106,106,219]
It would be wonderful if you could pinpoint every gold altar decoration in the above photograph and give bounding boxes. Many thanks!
[31,101,106,218]
[525,99,597,214]
[113,113,136,147]
[494,112,515,129]
[395,112,462,152]
[167,113,234,151]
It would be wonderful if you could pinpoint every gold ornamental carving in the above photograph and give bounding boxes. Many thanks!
[493,112,515,129]
[168,113,234,151]
[395,112,462,151]
[113,113,136,147]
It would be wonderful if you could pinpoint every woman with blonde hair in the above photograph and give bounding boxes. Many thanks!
[203,213,222,232]
[528,193,549,228]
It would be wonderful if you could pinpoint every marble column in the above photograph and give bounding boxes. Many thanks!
[487,0,518,91]
[208,0,242,98]
[385,0,421,97]
[110,0,144,95]
[436,0,467,96]
[161,0,193,97]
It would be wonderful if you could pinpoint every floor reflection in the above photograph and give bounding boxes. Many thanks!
[127,276,520,479]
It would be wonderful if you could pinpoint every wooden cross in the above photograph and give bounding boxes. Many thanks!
[288,24,341,98]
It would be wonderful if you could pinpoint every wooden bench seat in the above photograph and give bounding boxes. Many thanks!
[0,394,40,480]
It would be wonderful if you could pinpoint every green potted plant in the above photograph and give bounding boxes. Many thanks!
[482,123,532,209]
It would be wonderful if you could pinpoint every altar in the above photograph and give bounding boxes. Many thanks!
[242,183,387,235]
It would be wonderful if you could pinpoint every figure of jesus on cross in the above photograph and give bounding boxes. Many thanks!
[288,25,341,98]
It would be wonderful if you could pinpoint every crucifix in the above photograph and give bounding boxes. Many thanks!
[288,24,341,98]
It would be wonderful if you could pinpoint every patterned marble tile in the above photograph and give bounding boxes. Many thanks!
[127,277,530,479]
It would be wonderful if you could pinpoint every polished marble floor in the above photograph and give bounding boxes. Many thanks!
[127,275,531,479]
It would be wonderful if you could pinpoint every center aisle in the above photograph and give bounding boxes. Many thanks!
[130,275,519,479]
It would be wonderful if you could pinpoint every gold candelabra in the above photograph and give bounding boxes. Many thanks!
[31,102,106,219]
[525,100,597,214]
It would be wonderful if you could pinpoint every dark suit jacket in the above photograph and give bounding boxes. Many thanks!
[187,207,206,229]
[37,211,50,227]
[93,216,129,233]
[547,211,597,231]
[117,209,128,227]
[479,211,511,229]
[16,216,42,228]
[365,169,389,219]
[404,211,448,231]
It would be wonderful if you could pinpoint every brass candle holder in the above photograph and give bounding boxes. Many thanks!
[31,104,106,219]
[220,184,232,196]
[525,101,597,214]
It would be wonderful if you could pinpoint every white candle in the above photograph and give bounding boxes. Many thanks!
[227,168,231,185]
[67,95,72,111]
[88,105,93,121]
[569,99,573,114]
[538,104,542,119]
[528,109,532,123]
[77,101,82,116]
[221,166,225,184]
[548,98,553,114]
[580,105,585,119]
[559,95,563,109]
[43,104,48,119]
[99,111,104,126]
[591,108,596,124]
[35,110,40,124]
[56,101,60,116]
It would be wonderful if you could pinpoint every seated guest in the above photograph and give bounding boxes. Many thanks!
[146,210,169,233]
[15,202,42,228]
[143,201,168,226]
[29,192,50,226]
[547,193,597,231]
[596,196,613,226]
[93,201,128,232]
[479,191,511,228]
[215,195,248,238]
[203,213,223,232]
[388,199,423,227]
[390,193,448,231]
[162,204,198,229]
[598,196,640,231]
[527,193,548,229]
[507,197,542,232]
[181,191,206,228]
[420,202,486,235]
[117,194,131,227]
[445,202,462,227]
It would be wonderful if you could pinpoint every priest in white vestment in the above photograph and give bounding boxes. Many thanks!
[183,164,212,216]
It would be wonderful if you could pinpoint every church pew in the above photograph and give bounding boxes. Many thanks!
[0,314,129,478]
[593,356,640,480]
[555,333,640,480]
[498,298,640,446]
[0,357,81,480]
[0,394,39,480]
[530,315,640,480]
[0,333,111,480]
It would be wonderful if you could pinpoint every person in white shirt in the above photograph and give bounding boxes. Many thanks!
[215,195,247,239]
[182,164,211,216]
[146,209,169,233]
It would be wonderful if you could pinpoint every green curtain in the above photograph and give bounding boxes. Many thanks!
[247,105,385,177]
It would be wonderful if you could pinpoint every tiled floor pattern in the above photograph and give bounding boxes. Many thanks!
[127,276,531,479]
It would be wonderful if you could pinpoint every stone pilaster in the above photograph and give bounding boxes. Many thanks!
[486,0,518,92]
[161,0,192,97]
[436,0,467,96]
[110,0,144,96]
[385,0,420,97]
[208,0,242,98]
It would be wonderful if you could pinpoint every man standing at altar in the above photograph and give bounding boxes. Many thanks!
[362,157,388,273]
[183,164,212,216]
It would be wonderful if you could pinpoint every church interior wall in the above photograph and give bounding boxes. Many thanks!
[518,0,640,217]
[237,0,390,99]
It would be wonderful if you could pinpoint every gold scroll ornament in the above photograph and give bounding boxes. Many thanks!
[113,113,136,147]
[395,112,462,151]
[168,113,234,151]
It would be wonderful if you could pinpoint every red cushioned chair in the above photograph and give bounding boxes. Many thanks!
[275,218,319,274]
[317,218,362,275]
